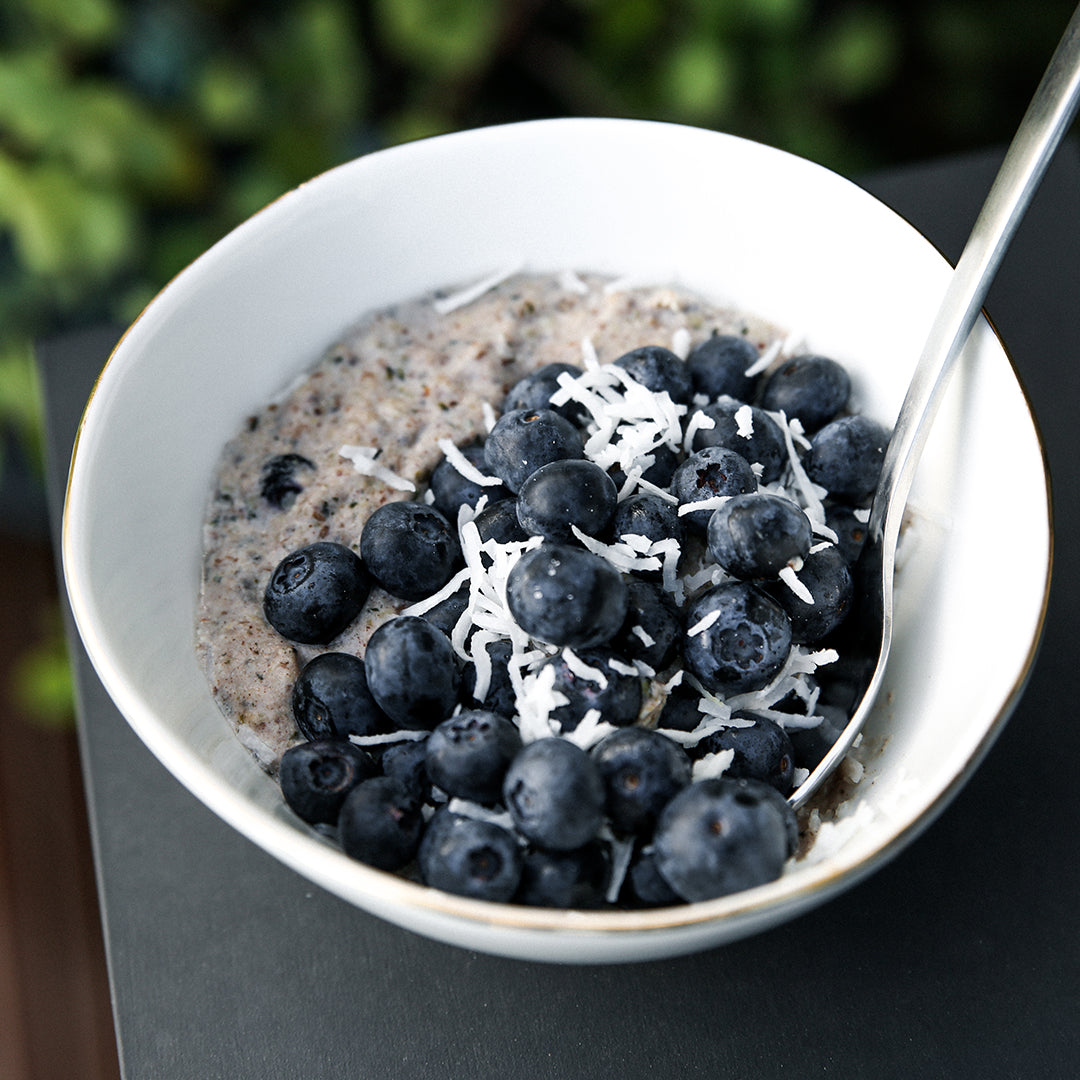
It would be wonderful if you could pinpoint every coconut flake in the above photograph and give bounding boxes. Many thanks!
[339,445,416,492]
[436,437,504,487]
[734,403,755,438]
[671,326,692,359]
[779,565,814,604]
[692,748,735,780]
[433,263,524,314]
[687,609,721,638]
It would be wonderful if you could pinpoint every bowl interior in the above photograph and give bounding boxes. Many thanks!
[62,118,1049,963]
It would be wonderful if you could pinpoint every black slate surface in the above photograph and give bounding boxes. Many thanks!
[41,143,1080,1079]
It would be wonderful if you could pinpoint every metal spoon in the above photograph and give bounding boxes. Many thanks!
[789,3,1080,811]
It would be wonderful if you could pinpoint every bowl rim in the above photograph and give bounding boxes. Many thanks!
[60,116,1054,944]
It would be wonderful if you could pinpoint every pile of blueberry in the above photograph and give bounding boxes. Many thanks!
[261,333,889,908]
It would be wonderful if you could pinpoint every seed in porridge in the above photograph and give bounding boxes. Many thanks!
[613,345,693,404]
[706,492,813,581]
[653,777,797,902]
[682,581,793,696]
[291,652,387,741]
[482,407,585,493]
[505,542,628,649]
[262,541,370,645]
[363,615,460,728]
[759,353,851,433]
[671,446,758,531]
[278,738,378,825]
[359,500,462,601]
[685,333,762,403]
[515,458,618,543]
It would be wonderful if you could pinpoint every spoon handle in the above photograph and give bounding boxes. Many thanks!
[870,1,1080,549]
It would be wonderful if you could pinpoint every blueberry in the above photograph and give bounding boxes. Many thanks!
[363,616,461,728]
[338,776,424,871]
[805,415,890,503]
[706,492,812,580]
[503,738,605,851]
[657,682,706,732]
[506,542,628,648]
[612,579,681,671]
[613,345,693,404]
[429,439,511,521]
[425,709,523,804]
[787,703,850,772]
[540,648,643,732]
[694,713,796,796]
[624,848,683,907]
[516,458,618,542]
[460,638,517,718]
[611,492,684,551]
[685,333,761,403]
[688,397,787,483]
[671,446,757,531]
[359,500,461,601]
[653,777,797,901]
[278,738,377,825]
[421,587,469,639]
[483,407,585,493]
[759,354,850,432]
[682,582,793,695]
[503,362,588,425]
[418,809,523,901]
[608,443,681,491]
[765,544,853,643]
[824,503,869,564]
[263,541,370,645]
[590,727,691,835]
[260,452,315,509]
[514,843,610,908]
[379,738,431,804]
[472,498,530,546]
[291,651,386,740]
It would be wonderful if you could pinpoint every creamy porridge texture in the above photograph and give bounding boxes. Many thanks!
[197,273,790,768]
[196,271,884,905]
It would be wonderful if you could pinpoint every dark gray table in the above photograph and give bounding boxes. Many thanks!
[43,143,1080,1079]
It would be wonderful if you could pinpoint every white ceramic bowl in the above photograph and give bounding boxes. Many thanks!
[62,118,1050,964]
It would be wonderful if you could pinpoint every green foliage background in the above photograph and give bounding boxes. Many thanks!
[1,0,1075,722]
[2,0,1077,421]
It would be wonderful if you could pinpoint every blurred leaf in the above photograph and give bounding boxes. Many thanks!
[11,621,75,730]
[0,338,43,467]
[0,154,136,279]
[382,106,454,147]
[374,0,503,76]
[814,7,901,98]
[195,56,265,136]
[17,0,119,45]
[658,36,738,122]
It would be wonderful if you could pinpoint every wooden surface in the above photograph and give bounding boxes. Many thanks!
[0,533,119,1080]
